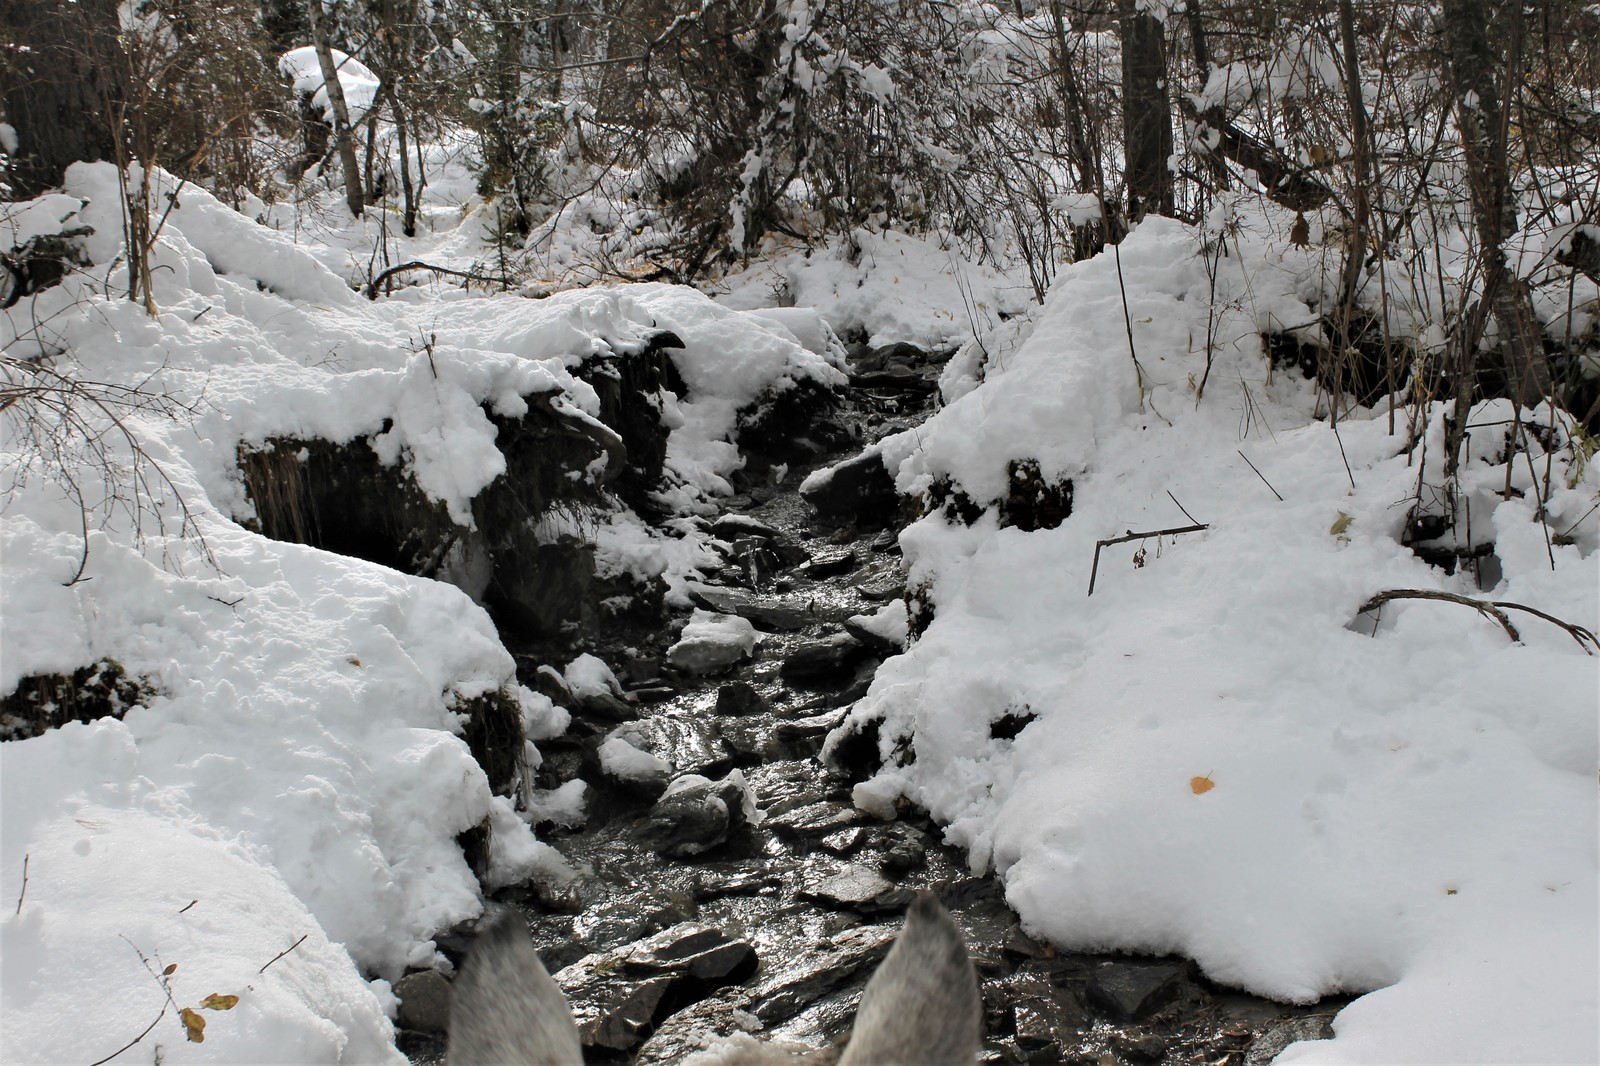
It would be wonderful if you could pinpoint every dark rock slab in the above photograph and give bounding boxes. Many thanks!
[1112,1029,1169,1061]
[1244,1013,1338,1066]
[735,602,815,632]
[767,710,851,760]
[394,969,451,1032]
[798,866,914,914]
[557,924,759,1054]
[765,794,868,838]
[779,633,869,688]
[852,574,906,601]
[799,549,858,579]
[984,970,1088,1060]
[750,922,898,1024]
[799,447,898,525]
[715,681,772,716]
[1086,960,1189,1022]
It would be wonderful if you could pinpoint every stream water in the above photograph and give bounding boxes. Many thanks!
[400,345,1347,1065]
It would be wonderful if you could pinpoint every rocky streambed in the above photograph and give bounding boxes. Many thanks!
[396,343,1346,1065]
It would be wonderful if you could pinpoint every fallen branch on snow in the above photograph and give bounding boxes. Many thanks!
[1087,523,1210,596]
[1356,589,1598,654]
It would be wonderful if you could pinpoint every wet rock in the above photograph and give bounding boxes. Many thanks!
[615,716,732,779]
[852,366,940,393]
[821,715,882,783]
[690,586,817,632]
[852,574,905,601]
[986,970,1087,1060]
[736,602,815,632]
[715,681,771,716]
[717,719,769,765]
[632,988,760,1065]
[879,827,927,874]
[819,826,871,856]
[800,549,858,579]
[1112,1029,1169,1061]
[798,866,914,914]
[750,922,897,1024]
[869,529,900,553]
[1244,1013,1338,1065]
[843,612,907,654]
[557,924,759,1054]
[1086,960,1189,1021]
[667,611,758,676]
[640,772,757,858]
[394,969,451,1032]
[800,446,899,526]
[574,689,638,723]
[779,633,869,688]
[711,514,785,542]
[1002,923,1052,960]
[765,793,867,838]
[766,709,850,760]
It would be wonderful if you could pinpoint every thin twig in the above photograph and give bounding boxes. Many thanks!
[259,934,309,974]
[1331,419,1357,489]
[178,899,198,914]
[1237,449,1284,501]
[1166,491,1201,526]
[87,1007,168,1066]
[1488,600,1599,654]
[1088,523,1210,596]
[14,853,27,915]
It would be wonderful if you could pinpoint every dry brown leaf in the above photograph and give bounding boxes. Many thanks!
[1190,775,1216,795]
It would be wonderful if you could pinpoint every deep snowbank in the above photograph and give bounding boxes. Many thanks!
[840,215,1599,1063]
[1,164,840,1061]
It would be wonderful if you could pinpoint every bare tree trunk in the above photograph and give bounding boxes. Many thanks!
[1329,0,1375,420]
[305,0,364,219]
[394,96,417,237]
[1441,0,1547,422]
[1119,0,1174,221]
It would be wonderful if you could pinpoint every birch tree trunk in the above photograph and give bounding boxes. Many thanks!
[305,0,365,219]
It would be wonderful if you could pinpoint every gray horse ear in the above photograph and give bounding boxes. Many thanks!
[838,891,983,1066]
[447,911,584,1066]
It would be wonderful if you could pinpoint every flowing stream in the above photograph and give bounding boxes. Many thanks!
[400,345,1347,1065]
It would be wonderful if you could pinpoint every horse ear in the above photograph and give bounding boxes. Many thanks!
[447,911,584,1066]
[838,891,982,1066]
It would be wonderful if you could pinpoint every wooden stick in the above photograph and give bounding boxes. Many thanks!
[1088,523,1210,596]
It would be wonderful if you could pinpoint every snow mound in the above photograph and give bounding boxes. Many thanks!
[840,214,1600,1064]
[1,170,841,1061]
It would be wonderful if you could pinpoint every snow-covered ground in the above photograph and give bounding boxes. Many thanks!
[0,163,842,1063]
[840,213,1600,1064]
[3,157,1596,1066]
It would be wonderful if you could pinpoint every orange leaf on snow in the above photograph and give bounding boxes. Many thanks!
[1190,775,1216,795]
[180,1007,207,1042]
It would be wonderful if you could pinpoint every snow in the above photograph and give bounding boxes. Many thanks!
[599,733,673,781]
[666,610,761,675]
[278,46,383,127]
[3,138,1596,1064]
[835,213,1600,1064]
[717,229,1033,350]
[564,653,623,699]
[1,163,840,1062]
